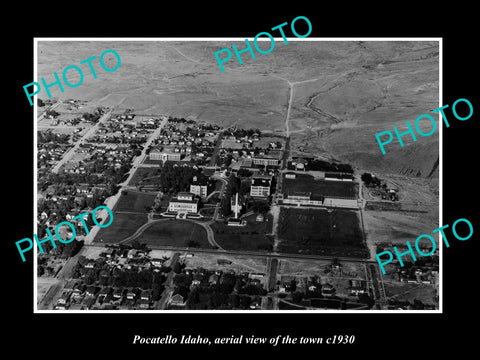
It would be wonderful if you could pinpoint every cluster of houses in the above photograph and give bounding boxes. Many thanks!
[54,248,168,310]
[63,143,136,174]
[37,142,72,172]
[218,134,284,170]
[148,119,220,164]
[169,267,268,309]
[89,114,159,144]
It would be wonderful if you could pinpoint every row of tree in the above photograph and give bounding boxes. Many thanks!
[309,159,354,173]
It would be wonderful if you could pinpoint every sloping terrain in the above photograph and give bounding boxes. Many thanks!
[37,40,439,180]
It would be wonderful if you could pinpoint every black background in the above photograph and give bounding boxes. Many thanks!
[5,4,478,356]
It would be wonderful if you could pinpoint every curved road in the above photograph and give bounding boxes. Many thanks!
[117,216,224,250]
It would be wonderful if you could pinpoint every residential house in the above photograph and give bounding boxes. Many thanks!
[209,274,219,285]
[140,290,152,302]
[126,288,140,300]
[85,285,99,297]
[349,280,367,296]
[321,284,336,297]
[170,293,185,306]
[57,292,71,305]
[113,287,125,299]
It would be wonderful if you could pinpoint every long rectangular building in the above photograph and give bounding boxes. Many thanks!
[168,192,199,213]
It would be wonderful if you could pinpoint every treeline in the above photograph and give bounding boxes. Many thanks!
[173,270,267,310]
[71,255,168,301]
[361,173,382,186]
[156,162,202,194]
[82,112,101,123]
[37,240,84,275]
[309,160,353,173]
[222,128,261,138]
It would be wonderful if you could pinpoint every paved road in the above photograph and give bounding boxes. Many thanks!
[211,175,228,221]
[115,215,224,250]
[37,101,61,121]
[51,109,112,174]
[156,253,180,309]
[84,242,376,264]
[85,117,168,244]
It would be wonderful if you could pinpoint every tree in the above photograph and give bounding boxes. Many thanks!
[62,240,84,258]
[220,196,231,217]
[289,279,297,293]
[37,265,45,276]
[77,255,88,266]
[152,283,164,301]
[358,293,375,308]
[292,291,304,303]
[239,181,251,196]
[237,168,252,178]
[173,261,185,274]
[251,201,270,214]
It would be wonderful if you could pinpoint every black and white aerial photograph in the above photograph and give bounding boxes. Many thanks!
[34,40,440,312]
[7,7,478,357]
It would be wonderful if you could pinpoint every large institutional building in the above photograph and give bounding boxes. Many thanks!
[168,192,199,213]
[190,176,209,198]
[250,174,272,198]
[149,146,182,162]
[252,150,283,167]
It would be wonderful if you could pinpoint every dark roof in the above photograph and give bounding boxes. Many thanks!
[310,194,324,201]
[251,178,271,187]
[170,198,199,204]
[325,173,354,180]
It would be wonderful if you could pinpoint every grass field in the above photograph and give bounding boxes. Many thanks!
[211,213,274,251]
[282,173,358,198]
[95,213,148,243]
[114,191,156,213]
[384,282,437,305]
[277,208,368,258]
[128,167,162,187]
[135,220,211,248]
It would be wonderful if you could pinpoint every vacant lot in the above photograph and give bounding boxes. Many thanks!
[282,173,358,198]
[211,213,274,251]
[384,282,437,305]
[128,167,162,187]
[135,220,210,248]
[95,213,148,243]
[277,208,368,258]
[114,191,156,213]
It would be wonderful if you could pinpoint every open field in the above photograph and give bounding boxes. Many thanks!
[37,277,60,304]
[95,213,148,243]
[383,282,437,305]
[127,167,162,186]
[278,258,365,277]
[37,41,438,183]
[282,173,358,198]
[142,157,164,165]
[277,208,368,258]
[182,252,268,274]
[211,213,274,251]
[363,210,438,248]
[114,191,156,213]
[134,220,210,248]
